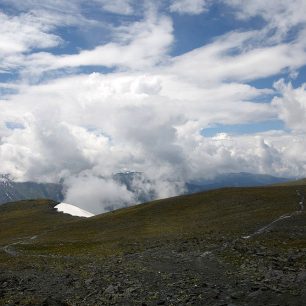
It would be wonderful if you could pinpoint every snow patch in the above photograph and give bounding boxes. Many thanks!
[55,203,95,218]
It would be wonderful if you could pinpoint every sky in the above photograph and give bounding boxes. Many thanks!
[0,0,306,213]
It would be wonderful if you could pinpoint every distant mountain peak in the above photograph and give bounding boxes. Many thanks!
[0,177,63,205]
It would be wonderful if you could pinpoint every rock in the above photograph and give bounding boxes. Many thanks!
[296,270,306,282]
[230,291,244,300]
[248,290,261,298]
[2,281,8,288]
[260,286,270,291]
[125,286,137,296]
[85,278,93,286]
[42,297,69,306]
[265,269,283,280]
[104,284,118,295]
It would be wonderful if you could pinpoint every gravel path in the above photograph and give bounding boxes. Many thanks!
[242,189,305,239]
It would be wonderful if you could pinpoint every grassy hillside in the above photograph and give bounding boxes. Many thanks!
[1,185,304,257]
[1,185,306,305]
[0,199,78,246]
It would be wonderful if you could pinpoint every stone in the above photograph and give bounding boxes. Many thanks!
[296,270,306,282]
[85,278,93,286]
[104,284,118,295]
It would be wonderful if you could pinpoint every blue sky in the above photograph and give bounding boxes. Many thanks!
[0,0,306,211]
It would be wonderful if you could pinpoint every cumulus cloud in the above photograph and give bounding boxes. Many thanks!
[64,175,135,214]
[1,0,306,213]
[2,72,306,213]
[0,72,271,201]
[272,80,306,132]
[0,12,61,55]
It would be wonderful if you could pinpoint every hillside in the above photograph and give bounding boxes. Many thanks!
[274,177,306,186]
[0,172,290,207]
[1,185,306,305]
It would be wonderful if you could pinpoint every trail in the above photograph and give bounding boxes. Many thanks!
[242,189,304,239]
[2,235,38,257]
[2,230,74,259]
[1,226,60,257]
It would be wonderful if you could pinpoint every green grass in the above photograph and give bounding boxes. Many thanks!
[0,199,79,245]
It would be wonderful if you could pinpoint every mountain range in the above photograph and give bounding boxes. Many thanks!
[0,172,291,205]
[0,175,63,205]
[185,172,290,193]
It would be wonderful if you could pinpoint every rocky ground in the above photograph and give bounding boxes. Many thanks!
[1,234,306,306]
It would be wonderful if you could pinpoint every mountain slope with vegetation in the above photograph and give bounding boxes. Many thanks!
[1,184,306,305]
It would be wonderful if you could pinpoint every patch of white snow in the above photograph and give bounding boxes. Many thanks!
[55,203,95,218]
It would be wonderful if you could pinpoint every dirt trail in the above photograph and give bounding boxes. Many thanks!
[1,226,60,257]
[2,235,38,256]
[242,189,305,239]
[2,231,74,259]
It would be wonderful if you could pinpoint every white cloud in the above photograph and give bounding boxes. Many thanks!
[224,0,306,41]
[0,72,303,176]
[272,80,306,132]
[169,0,208,15]
[4,0,135,16]
[94,0,134,15]
[1,0,81,13]
[64,175,135,214]
[0,12,61,56]
[169,30,306,84]
[0,7,95,72]
[0,71,273,180]
[20,14,173,74]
